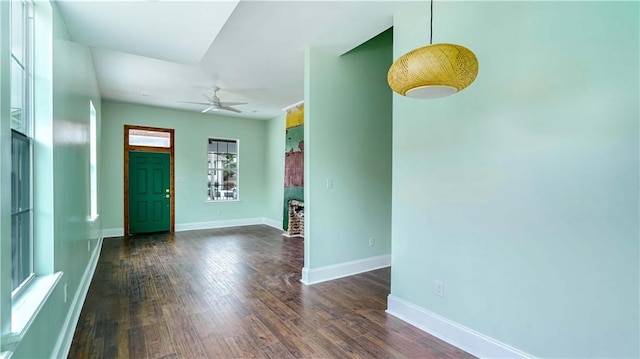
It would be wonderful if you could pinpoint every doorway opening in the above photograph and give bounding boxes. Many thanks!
[124,125,175,235]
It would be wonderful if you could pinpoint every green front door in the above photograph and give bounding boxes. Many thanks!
[129,151,170,234]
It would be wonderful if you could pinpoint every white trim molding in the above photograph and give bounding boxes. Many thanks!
[301,254,391,285]
[282,100,304,111]
[386,295,533,359]
[262,218,284,231]
[282,233,303,238]
[103,218,280,237]
[101,228,124,238]
[51,236,104,359]
[175,218,264,232]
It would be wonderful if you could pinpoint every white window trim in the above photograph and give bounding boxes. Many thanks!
[206,137,240,203]
[9,0,36,294]
[88,100,98,221]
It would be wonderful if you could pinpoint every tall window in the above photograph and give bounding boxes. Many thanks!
[89,101,98,220]
[10,0,34,293]
[207,138,238,201]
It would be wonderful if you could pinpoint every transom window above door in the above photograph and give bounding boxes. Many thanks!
[128,128,171,148]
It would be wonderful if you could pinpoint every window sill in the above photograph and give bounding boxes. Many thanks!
[206,199,240,203]
[7,272,63,344]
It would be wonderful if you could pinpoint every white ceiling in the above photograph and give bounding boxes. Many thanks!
[55,0,414,120]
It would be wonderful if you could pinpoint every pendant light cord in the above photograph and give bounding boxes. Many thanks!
[430,0,433,45]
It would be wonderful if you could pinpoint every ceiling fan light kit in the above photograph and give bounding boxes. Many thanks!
[388,0,478,99]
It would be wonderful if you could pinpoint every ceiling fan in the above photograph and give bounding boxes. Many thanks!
[179,87,247,113]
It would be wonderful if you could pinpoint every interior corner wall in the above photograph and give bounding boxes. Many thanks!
[390,2,639,358]
[264,113,286,228]
[304,28,393,270]
[100,101,268,232]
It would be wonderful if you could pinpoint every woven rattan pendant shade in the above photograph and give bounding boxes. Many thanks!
[388,43,478,99]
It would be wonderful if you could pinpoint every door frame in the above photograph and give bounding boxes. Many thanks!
[124,125,175,236]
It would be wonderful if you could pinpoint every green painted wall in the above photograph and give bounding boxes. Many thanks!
[100,101,269,231]
[285,125,304,152]
[391,2,639,357]
[304,29,393,268]
[264,114,286,227]
[8,2,103,357]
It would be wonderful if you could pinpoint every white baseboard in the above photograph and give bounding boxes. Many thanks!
[51,236,104,359]
[101,228,124,238]
[301,254,390,285]
[282,233,303,238]
[175,218,264,232]
[262,218,284,231]
[104,218,281,238]
[386,295,533,359]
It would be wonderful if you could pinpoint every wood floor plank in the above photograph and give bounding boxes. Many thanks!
[355,333,409,359]
[258,342,297,359]
[225,333,262,358]
[117,323,130,359]
[69,225,476,359]
[242,314,280,348]
[142,323,175,359]
[86,335,104,359]
[318,324,379,359]
[199,334,236,358]
[127,326,148,359]
[286,316,364,358]
[253,312,319,358]
[165,317,208,358]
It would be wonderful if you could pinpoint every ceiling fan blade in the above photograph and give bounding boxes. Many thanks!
[219,105,241,113]
[178,100,211,106]
[201,106,215,113]
[219,101,247,106]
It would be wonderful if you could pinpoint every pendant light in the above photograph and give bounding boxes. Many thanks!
[388,0,478,99]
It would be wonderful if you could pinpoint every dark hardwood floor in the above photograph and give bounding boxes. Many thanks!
[68,225,475,359]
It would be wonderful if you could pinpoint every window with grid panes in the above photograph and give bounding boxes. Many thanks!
[207,138,238,201]
[10,0,34,294]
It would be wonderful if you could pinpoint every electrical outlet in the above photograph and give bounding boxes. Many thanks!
[326,178,333,189]
[64,284,68,303]
[435,280,445,297]
[368,237,375,247]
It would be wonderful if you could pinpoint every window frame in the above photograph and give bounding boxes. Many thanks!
[206,137,239,202]
[88,101,98,221]
[10,130,34,297]
[10,0,34,297]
